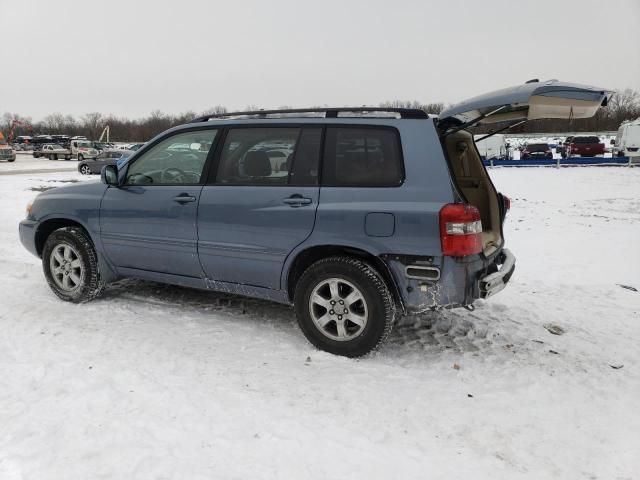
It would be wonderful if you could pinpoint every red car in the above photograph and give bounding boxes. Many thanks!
[562,136,605,158]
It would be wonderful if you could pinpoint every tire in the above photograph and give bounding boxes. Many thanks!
[80,164,91,175]
[294,256,395,357]
[53,154,58,160]
[8,158,15,163]
[65,155,71,160]
[42,227,105,303]
[77,154,84,162]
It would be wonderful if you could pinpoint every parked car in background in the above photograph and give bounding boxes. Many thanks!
[92,142,110,152]
[18,79,611,357]
[70,139,99,161]
[613,119,640,159]
[521,143,552,159]
[0,132,16,162]
[34,144,72,160]
[129,143,145,151]
[13,136,34,151]
[561,136,604,157]
[78,149,133,175]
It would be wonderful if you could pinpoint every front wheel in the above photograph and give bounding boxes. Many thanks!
[42,227,105,303]
[80,164,91,175]
[294,257,395,357]
[77,154,84,162]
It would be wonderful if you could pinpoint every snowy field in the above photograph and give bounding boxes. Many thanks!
[1,153,77,174]
[0,166,639,479]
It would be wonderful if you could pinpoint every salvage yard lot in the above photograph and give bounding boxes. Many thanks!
[0,166,639,479]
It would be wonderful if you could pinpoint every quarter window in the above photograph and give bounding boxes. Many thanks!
[322,127,403,187]
[125,129,217,185]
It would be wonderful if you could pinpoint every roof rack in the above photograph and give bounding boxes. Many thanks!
[190,107,429,123]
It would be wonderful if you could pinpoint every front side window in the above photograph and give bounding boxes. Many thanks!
[322,127,403,187]
[215,127,320,186]
[125,129,217,185]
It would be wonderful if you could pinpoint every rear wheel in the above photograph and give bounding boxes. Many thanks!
[294,256,395,357]
[42,227,105,303]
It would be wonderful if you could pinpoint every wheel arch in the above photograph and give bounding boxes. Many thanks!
[35,216,93,257]
[283,244,404,312]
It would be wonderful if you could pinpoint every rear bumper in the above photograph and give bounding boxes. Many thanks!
[479,249,515,298]
[384,248,516,314]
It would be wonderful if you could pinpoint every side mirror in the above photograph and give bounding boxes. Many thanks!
[101,164,119,186]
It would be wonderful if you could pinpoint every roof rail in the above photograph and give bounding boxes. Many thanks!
[190,107,429,123]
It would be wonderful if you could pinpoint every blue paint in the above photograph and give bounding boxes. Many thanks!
[483,157,631,167]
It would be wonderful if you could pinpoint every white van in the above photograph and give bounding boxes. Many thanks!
[474,133,507,160]
[613,119,640,160]
[70,139,99,161]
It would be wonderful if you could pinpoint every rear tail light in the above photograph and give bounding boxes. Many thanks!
[439,203,483,257]
[503,195,511,212]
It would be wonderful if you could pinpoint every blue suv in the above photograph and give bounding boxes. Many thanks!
[19,80,610,356]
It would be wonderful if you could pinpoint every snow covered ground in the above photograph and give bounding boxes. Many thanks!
[0,166,639,479]
[1,153,77,174]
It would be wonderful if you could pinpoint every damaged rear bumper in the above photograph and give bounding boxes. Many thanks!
[382,248,516,314]
[479,248,515,298]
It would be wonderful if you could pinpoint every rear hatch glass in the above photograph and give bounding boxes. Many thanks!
[572,136,600,144]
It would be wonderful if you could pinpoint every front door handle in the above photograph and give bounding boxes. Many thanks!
[283,195,312,207]
[173,194,197,204]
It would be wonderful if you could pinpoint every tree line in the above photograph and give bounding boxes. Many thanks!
[2,89,639,142]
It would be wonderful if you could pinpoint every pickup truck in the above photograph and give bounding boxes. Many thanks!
[33,144,72,160]
[559,136,605,158]
[0,132,16,162]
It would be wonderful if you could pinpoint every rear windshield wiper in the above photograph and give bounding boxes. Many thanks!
[442,106,508,137]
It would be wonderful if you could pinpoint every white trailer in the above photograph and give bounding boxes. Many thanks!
[613,119,640,160]
[474,133,507,160]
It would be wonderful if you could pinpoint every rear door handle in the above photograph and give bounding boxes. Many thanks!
[283,195,312,207]
[173,194,197,204]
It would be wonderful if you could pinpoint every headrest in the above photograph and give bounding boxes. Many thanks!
[244,150,271,177]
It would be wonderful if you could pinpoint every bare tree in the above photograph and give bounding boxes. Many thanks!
[81,112,104,140]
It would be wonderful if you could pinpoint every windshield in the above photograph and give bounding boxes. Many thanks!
[525,144,549,152]
[77,141,92,148]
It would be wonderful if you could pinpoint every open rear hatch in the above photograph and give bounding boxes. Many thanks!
[438,79,612,256]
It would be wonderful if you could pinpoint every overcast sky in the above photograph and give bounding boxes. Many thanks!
[2,0,639,120]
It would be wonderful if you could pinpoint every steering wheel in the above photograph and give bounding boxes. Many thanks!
[127,172,154,184]
[161,167,187,183]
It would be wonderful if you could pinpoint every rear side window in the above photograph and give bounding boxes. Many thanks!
[573,136,600,144]
[322,127,403,187]
[215,127,321,186]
